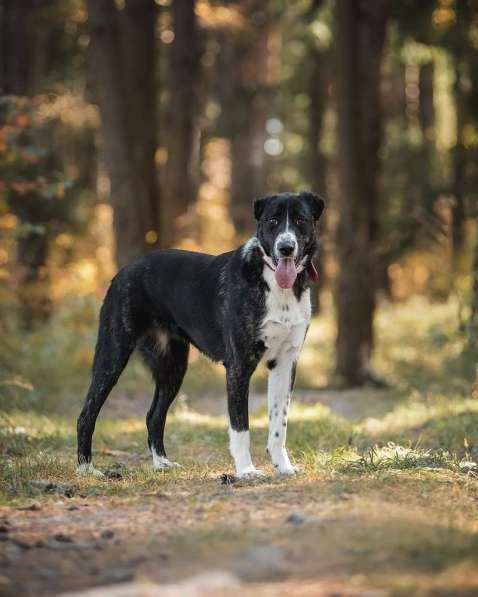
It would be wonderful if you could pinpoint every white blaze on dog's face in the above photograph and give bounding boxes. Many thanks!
[254,192,324,289]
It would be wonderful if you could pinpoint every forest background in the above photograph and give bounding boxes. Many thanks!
[1,0,477,400]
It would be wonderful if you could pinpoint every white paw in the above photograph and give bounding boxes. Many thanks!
[269,448,298,475]
[236,465,265,479]
[76,463,105,478]
[152,455,181,471]
[277,463,299,475]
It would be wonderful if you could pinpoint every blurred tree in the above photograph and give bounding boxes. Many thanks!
[162,0,201,247]
[451,55,467,260]
[87,0,160,267]
[334,0,390,386]
[398,0,478,264]
[303,0,329,194]
[443,0,478,264]
[468,233,478,350]
[216,0,270,238]
[0,0,49,327]
[418,60,435,137]
[428,0,478,262]
[0,0,85,326]
[305,0,330,313]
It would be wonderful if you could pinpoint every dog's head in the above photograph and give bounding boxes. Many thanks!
[254,192,325,289]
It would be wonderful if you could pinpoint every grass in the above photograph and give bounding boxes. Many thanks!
[0,390,477,503]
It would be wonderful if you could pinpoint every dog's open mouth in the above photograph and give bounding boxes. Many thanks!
[274,257,299,289]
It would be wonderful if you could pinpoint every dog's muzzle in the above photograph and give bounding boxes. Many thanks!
[274,232,298,261]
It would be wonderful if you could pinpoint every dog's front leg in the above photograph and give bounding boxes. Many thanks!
[226,363,263,478]
[267,354,298,475]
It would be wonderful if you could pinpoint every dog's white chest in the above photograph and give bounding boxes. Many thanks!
[260,269,311,361]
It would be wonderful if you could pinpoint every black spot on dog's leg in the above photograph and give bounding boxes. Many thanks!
[275,431,279,438]
[267,359,277,370]
[290,362,297,393]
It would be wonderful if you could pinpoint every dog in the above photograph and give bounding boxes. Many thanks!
[77,191,325,477]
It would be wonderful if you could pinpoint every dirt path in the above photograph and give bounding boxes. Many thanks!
[2,475,478,596]
[103,387,396,423]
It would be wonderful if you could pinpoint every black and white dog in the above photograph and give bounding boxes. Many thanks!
[77,191,324,478]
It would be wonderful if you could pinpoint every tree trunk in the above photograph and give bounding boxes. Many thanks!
[87,0,160,268]
[334,0,389,386]
[218,4,269,239]
[467,229,478,352]
[0,0,41,95]
[462,230,478,380]
[451,58,466,261]
[162,0,201,248]
[418,61,435,136]
[121,0,160,251]
[0,0,52,327]
[16,227,51,327]
[307,46,328,314]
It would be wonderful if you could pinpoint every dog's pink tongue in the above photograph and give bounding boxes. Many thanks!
[275,258,297,289]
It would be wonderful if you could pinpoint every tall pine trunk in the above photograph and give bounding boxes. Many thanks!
[87,0,160,268]
[334,0,389,386]
[218,4,269,239]
[467,226,478,349]
[162,0,201,247]
[451,58,467,261]
[308,45,328,314]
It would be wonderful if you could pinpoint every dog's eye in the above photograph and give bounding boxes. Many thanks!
[268,218,278,226]
[296,217,307,226]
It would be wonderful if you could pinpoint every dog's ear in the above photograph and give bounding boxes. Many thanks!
[302,192,325,222]
[254,195,273,221]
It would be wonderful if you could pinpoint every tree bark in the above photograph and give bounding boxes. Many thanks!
[218,3,269,239]
[334,0,390,386]
[418,61,435,136]
[307,45,328,314]
[0,0,53,327]
[87,0,160,268]
[451,58,466,260]
[122,0,160,251]
[467,230,478,351]
[162,0,201,248]
[0,0,40,95]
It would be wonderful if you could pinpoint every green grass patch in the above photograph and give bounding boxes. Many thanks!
[1,392,477,504]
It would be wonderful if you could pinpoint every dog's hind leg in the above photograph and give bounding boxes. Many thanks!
[77,294,136,470]
[139,333,189,470]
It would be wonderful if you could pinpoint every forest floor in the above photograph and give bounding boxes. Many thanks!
[1,298,478,596]
[1,387,478,597]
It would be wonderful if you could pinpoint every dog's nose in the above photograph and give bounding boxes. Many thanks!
[277,240,296,257]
